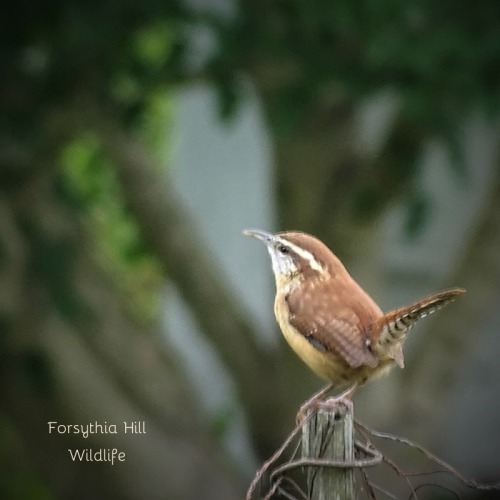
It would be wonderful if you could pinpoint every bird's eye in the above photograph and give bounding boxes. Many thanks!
[278,245,290,255]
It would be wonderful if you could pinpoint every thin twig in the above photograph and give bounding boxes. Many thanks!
[361,468,377,500]
[262,477,282,500]
[288,433,303,463]
[355,439,384,464]
[246,412,313,500]
[270,454,382,482]
[412,482,462,500]
[278,488,298,500]
[382,454,418,500]
[250,406,499,500]
[404,469,453,477]
[280,477,309,500]
[354,420,378,452]
[278,488,300,500]
[269,434,382,484]
[367,480,402,500]
[356,421,500,491]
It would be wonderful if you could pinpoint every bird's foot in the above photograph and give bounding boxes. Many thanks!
[296,384,332,425]
[296,384,356,425]
[314,395,354,413]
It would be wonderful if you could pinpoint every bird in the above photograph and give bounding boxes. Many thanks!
[244,228,465,414]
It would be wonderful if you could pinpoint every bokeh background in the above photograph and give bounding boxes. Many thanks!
[1,0,500,498]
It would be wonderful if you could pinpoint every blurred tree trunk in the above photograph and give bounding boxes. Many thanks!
[0,191,123,499]
[0,137,243,499]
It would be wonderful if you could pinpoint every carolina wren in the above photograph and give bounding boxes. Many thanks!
[244,229,465,390]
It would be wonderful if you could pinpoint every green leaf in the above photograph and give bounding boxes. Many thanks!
[134,23,175,70]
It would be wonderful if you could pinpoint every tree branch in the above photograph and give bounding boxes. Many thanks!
[0,142,244,499]
[66,100,273,427]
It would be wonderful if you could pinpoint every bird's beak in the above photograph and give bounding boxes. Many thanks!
[243,228,274,244]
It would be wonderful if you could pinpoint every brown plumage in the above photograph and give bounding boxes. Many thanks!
[245,229,465,388]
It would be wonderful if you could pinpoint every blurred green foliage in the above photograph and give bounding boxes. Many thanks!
[2,0,499,139]
[59,130,164,324]
[55,24,173,325]
[2,1,499,242]
[0,2,499,497]
[236,2,500,127]
[1,0,497,338]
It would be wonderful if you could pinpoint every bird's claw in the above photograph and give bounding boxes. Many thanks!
[296,384,356,425]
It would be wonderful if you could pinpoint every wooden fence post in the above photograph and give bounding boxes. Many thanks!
[301,402,355,500]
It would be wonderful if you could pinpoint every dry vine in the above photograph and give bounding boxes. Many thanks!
[246,410,500,500]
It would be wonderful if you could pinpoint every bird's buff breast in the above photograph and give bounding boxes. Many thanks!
[274,295,394,386]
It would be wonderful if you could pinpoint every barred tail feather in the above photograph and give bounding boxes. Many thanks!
[372,288,465,366]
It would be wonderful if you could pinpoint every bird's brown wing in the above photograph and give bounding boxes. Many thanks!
[286,283,378,368]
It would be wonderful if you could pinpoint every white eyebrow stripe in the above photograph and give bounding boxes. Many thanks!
[276,238,324,272]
